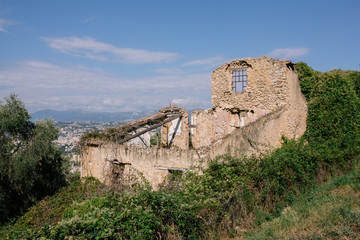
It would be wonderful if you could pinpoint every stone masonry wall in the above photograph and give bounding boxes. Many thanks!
[212,56,291,111]
[81,106,290,189]
[80,143,203,189]
[191,56,307,148]
[207,106,287,159]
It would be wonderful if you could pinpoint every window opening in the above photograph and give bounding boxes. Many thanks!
[232,68,247,93]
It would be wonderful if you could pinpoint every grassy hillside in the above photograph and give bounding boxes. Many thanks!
[1,63,360,239]
[246,161,360,239]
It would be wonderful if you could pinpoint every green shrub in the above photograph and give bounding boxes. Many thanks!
[295,62,320,101]
[306,73,360,169]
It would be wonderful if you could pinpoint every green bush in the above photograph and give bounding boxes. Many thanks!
[294,62,320,101]
[306,73,360,168]
[3,178,203,239]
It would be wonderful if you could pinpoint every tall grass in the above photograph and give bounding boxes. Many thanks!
[246,159,360,239]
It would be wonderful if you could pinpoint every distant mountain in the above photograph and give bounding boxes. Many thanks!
[31,109,155,122]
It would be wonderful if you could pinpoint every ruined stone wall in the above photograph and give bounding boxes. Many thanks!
[212,56,291,111]
[207,106,287,159]
[192,56,307,148]
[282,66,308,139]
[81,106,292,188]
[161,108,189,150]
[80,143,203,189]
[191,108,241,148]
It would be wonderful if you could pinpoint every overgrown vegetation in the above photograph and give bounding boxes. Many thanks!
[0,94,68,223]
[2,178,202,239]
[150,132,161,146]
[1,63,360,239]
[80,125,133,143]
[80,128,114,142]
[246,160,360,239]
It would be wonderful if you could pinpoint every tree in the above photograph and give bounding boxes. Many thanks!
[0,94,67,222]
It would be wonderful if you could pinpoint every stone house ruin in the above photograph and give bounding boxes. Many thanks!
[79,56,307,188]
[191,56,307,149]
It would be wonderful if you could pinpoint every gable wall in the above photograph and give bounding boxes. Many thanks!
[211,56,290,111]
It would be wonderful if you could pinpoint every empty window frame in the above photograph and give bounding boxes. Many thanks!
[232,68,247,93]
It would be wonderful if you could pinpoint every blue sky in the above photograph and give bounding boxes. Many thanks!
[0,0,359,113]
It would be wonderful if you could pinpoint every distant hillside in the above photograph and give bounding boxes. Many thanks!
[31,109,154,122]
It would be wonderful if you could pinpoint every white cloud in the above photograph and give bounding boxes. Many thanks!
[269,47,309,60]
[152,68,184,75]
[42,37,181,64]
[182,56,226,67]
[82,16,96,23]
[0,61,212,112]
[172,97,209,110]
[0,18,15,33]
